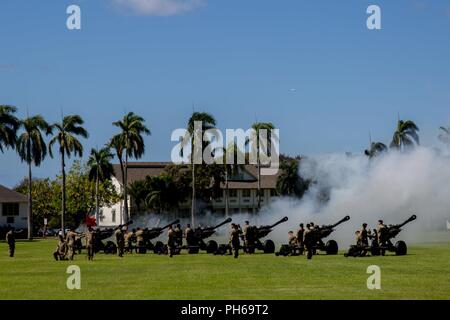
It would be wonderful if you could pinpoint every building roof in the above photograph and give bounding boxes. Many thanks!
[0,184,28,203]
[112,162,279,189]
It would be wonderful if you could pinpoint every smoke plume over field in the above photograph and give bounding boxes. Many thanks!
[263,147,450,246]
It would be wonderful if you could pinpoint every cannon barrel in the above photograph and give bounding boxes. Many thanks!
[212,217,232,230]
[394,215,417,229]
[268,216,289,229]
[115,220,134,230]
[330,215,351,229]
[160,219,181,231]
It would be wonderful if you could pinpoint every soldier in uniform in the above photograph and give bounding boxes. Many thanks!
[66,228,80,260]
[115,226,125,257]
[288,231,298,256]
[124,228,135,254]
[174,223,183,247]
[167,225,175,258]
[296,223,305,255]
[185,223,194,247]
[242,221,250,254]
[85,227,95,261]
[229,223,241,258]
[377,220,388,255]
[53,232,67,260]
[5,227,17,257]
[135,227,145,253]
[303,224,314,260]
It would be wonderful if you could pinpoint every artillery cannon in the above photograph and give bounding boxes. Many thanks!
[143,219,180,254]
[345,215,417,257]
[187,218,232,254]
[244,217,289,254]
[92,220,134,254]
[311,215,350,255]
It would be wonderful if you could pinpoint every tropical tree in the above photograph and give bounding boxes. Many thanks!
[390,120,419,150]
[49,115,89,234]
[364,142,388,159]
[185,112,216,226]
[438,126,450,146]
[145,174,187,214]
[223,143,246,217]
[16,115,51,239]
[250,122,275,210]
[87,147,114,223]
[276,156,309,198]
[112,112,150,222]
[0,105,19,152]
[128,180,147,213]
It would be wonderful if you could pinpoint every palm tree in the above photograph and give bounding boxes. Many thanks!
[16,115,51,239]
[0,105,19,152]
[185,112,216,226]
[109,134,125,223]
[438,126,450,146]
[390,120,419,150]
[87,147,114,223]
[128,180,147,213]
[250,122,275,210]
[112,112,150,222]
[364,142,388,158]
[49,115,89,235]
[276,157,308,198]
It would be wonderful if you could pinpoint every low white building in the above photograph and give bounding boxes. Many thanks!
[98,162,280,227]
[0,184,28,229]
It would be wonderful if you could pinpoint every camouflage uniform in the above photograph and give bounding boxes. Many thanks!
[135,229,145,253]
[6,230,15,257]
[167,228,175,258]
[66,231,78,260]
[124,231,135,253]
[296,225,305,254]
[185,226,194,247]
[288,232,298,256]
[303,226,314,260]
[174,225,183,247]
[85,229,95,261]
[115,228,125,257]
[377,222,388,255]
[230,225,241,258]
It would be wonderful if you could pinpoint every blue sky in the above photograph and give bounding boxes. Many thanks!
[1,0,450,187]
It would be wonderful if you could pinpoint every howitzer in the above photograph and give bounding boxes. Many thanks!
[188,218,233,254]
[244,217,289,254]
[144,219,180,254]
[309,215,350,255]
[385,215,417,239]
[92,220,134,254]
[316,215,351,239]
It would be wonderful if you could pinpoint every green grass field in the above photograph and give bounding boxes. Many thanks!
[0,238,449,300]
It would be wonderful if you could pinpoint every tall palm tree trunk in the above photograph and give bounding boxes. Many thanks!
[124,152,129,223]
[257,148,261,211]
[191,163,196,226]
[225,168,229,218]
[27,161,33,240]
[61,152,66,236]
[95,176,99,224]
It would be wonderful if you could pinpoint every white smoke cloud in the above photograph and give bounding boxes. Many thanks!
[262,147,450,248]
[111,0,206,16]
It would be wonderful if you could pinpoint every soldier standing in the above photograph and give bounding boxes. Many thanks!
[288,231,298,256]
[5,227,16,257]
[185,223,194,247]
[296,223,305,254]
[85,227,95,261]
[115,227,125,257]
[125,229,135,254]
[303,224,314,260]
[174,223,183,247]
[359,223,369,246]
[377,220,387,255]
[167,225,175,258]
[135,227,145,253]
[66,228,79,260]
[230,223,241,258]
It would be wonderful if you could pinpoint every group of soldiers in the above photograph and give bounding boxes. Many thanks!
[353,220,389,255]
[285,223,319,259]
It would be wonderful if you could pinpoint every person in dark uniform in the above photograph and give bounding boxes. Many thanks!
[174,223,183,247]
[5,227,17,257]
[229,223,241,258]
[296,223,305,255]
[303,224,314,260]
[167,225,175,258]
[85,227,95,261]
[184,223,194,247]
[115,227,125,257]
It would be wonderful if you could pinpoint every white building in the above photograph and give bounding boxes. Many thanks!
[0,184,28,229]
[98,162,279,227]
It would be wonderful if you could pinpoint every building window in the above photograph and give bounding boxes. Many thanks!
[112,209,116,223]
[6,217,15,224]
[242,189,251,198]
[2,203,19,216]
[229,189,237,198]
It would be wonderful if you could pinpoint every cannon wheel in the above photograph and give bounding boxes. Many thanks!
[395,241,407,256]
[104,241,117,254]
[263,239,275,253]
[325,240,338,255]
[206,240,218,254]
[153,241,164,254]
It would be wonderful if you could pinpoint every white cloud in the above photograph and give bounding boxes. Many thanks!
[112,0,206,16]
